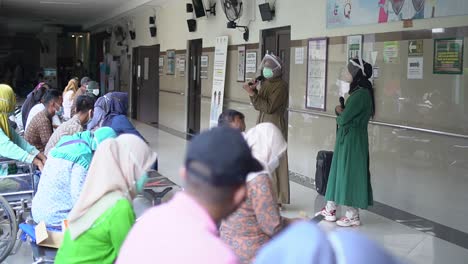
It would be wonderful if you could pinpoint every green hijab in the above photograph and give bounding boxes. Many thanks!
[49,127,117,170]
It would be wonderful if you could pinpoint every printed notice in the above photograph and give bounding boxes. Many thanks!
[246,51,257,73]
[295,47,305,64]
[434,38,464,74]
[407,57,423,79]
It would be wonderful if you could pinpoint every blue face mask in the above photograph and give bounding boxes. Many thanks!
[263,67,274,79]
[136,172,149,193]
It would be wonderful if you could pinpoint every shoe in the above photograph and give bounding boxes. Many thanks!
[336,216,361,227]
[315,207,337,222]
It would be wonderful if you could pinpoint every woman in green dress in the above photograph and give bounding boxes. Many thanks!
[55,134,157,264]
[316,58,375,227]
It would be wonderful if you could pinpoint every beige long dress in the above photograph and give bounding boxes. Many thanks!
[250,77,290,204]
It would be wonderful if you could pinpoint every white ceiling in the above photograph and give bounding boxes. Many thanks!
[0,0,169,30]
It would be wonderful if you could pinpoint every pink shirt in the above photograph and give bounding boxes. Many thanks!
[117,192,239,264]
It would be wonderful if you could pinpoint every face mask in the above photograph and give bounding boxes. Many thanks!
[136,172,149,193]
[337,80,350,97]
[263,67,274,79]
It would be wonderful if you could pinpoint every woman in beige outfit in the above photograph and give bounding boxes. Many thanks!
[243,54,290,205]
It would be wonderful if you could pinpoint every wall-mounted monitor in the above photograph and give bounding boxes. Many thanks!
[192,0,206,18]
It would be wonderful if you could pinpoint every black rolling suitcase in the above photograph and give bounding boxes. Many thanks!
[315,151,333,196]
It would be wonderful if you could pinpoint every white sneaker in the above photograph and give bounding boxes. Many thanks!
[336,216,361,227]
[315,207,337,222]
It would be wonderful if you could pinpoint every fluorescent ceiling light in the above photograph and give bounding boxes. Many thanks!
[432,28,445,33]
[40,1,81,5]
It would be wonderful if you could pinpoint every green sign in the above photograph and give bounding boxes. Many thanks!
[433,38,464,74]
[408,40,424,57]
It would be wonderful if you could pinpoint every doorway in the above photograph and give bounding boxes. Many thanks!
[131,45,160,124]
[186,39,203,135]
[261,27,291,138]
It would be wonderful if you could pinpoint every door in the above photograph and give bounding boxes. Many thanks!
[132,45,159,123]
[261,27,291,138]
[187,39,203,135]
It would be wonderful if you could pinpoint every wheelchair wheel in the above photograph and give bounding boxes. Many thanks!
[0,195,17,262]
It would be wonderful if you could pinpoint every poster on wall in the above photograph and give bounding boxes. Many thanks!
[237,45,246,82]
[295,47,305,64]
[434,38,464,74]
[383,41,400,64]
[408,40,424,57]
[177,55,186,77]
[347,35,362,60]
[306,38,328,111]
[246,51,257,74]
[326,0,468,28]
[407,57,423,79]
[159,57,164,75]
[209,36,229,128]
[166,50,176,75]
[201,55,209,79]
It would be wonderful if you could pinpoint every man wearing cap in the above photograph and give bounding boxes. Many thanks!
[117,126,263,264]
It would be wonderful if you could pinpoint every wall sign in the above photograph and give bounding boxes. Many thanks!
[246,51,257,74]
[237,45,246,82]
[159,57,164,75]
[347,35,362,60]
[433,38,464,74]
[408,40,424,57]
[166,50,176,75]
[306,38,328,111]
[200,55,209,79]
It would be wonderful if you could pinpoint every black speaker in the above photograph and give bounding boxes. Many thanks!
[187,19,196,32]
[186,3,194,13]
[150,26,157,37]
[129,30,136,40]
[149,16,156,24]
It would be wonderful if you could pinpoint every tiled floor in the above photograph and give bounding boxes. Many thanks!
[6,121,468,263]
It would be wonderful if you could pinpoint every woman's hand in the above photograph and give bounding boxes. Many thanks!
[335,105,344,115]
[33,158,44,171]
[37,153,47,163]
[243,82,257,96]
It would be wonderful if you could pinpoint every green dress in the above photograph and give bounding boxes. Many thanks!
[55,199,135,264]
[325,88,373,209]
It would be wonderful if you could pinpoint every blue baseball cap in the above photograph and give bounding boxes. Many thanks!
[185,126,263,187]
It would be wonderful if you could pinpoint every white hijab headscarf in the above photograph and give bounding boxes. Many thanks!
[67,134,157,239]
[244,123,287,182]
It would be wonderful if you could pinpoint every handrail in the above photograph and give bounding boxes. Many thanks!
[160,89,184,96]
[287,107,468,140]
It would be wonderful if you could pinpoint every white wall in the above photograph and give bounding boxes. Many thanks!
[101,0,468,52]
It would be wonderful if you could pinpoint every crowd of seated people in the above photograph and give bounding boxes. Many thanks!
[0,75,403,264]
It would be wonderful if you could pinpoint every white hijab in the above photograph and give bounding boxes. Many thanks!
[244,123,287,182]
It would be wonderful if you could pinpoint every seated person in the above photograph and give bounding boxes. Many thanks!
[220,123,296,264]
[44,95,95,156]
[25,89,63,130]
[24,89,62,152]
[88,92,145,140]
[55,134,157,264]
[21,82,49,128]
[218,109,246,132]
[31,127,117,227]
[70,77,90,116]
[0,84,46,192]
